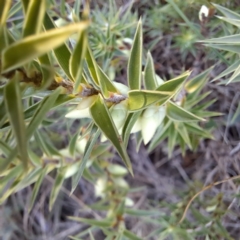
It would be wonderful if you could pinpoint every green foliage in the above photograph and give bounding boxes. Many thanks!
[0,0,227,239]
[200,4,240,84]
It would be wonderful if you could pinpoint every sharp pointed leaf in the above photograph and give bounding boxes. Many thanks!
[144,52,157,90]
[128,19,142,90]
[166,101,205,122]
[70,29,88,92]
[185,67,212,93]
[26,88,61,139]
[122,111,142,146]
[156,71,190,92]
[212,3,240,20]
[49,167,67,211]
[23,0,46,37]
[29,166,49,212]
[4,73,28,169]
[43,13,73,81]
[71,125,100,193]
[90,95,133,174]
[2,21,89,72]
[204,43,240,54]
[128,90,170,111]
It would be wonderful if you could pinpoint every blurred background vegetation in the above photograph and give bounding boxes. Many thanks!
[1,0,240,239]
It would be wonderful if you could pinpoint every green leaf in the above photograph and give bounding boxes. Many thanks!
[70,29,88,92]
[0,164,23,190]
[166,101,205,122]
[212,3,240,20]
[4,73,28,169]
[212,60,240,82]
[71,125,100,193]
[68,216,112,228]
[217,16,240,28]
[148,120,172,152]
[0,139,11,156]
[29,166,49,212]
[185,122,213,139]
[128,19,142,90]
[26,88,61,139]
[204,43,240,54]
[185,67,212,93]
[69,129,81,156]
[90,95,133,174]
[144,52,157,90]
[156,71,190,92]
[21,0,29,13]
[2,21,89,72]
[123,229,142,240]
[97,65,118,98]
[23,0,46,37]
[43,13,73,81]
[0,0,11,53]
[15,167,42,192]
[38,54,54,89]
[228,64,240,83]
[34,130,61,157]
[167,123,178,157]
[200,34,240,44]
[85,46,100,86]
[49,167,67,211]
[0,0,11,26]
[175,123,192,150]
[0,100,7,127]
[128,90,170,111]
[122,111,142,146]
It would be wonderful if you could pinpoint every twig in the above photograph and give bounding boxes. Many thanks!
[178,175,240,224]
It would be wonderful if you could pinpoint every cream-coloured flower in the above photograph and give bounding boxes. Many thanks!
[199,5,209,21]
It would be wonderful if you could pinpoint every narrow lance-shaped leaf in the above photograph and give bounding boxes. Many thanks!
[85,46,100,86]
[0,0,11,53]
[175,123,192,150]
[29,166,49,212]
[166,101,205,122]
[128,90,170,111]
[0,0,11,26]
[2,21,89,73]
[71,125,101,193]
[26,88,61,139]
[185,67,212,93]
[212,60,240,82]
[122,111,142,146]
[70,29,88,93]
[4,72,28,169]
[144,52,157,90]
[69,128,81,156]
[97,65,118,98]
[128,19,142,90]
[203,43,240,54]
[156,71,190,92]
[21,0,29,13]
[123,229,142,240]
[38,54,55,89]
[49,167,67,211]
[199,34,240,44]
[228,64,240,83]
[217,16,240,28]
[90,95,133,174]
[23,0,46,37]
[43,13,73,81]
[212,3,240,20]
